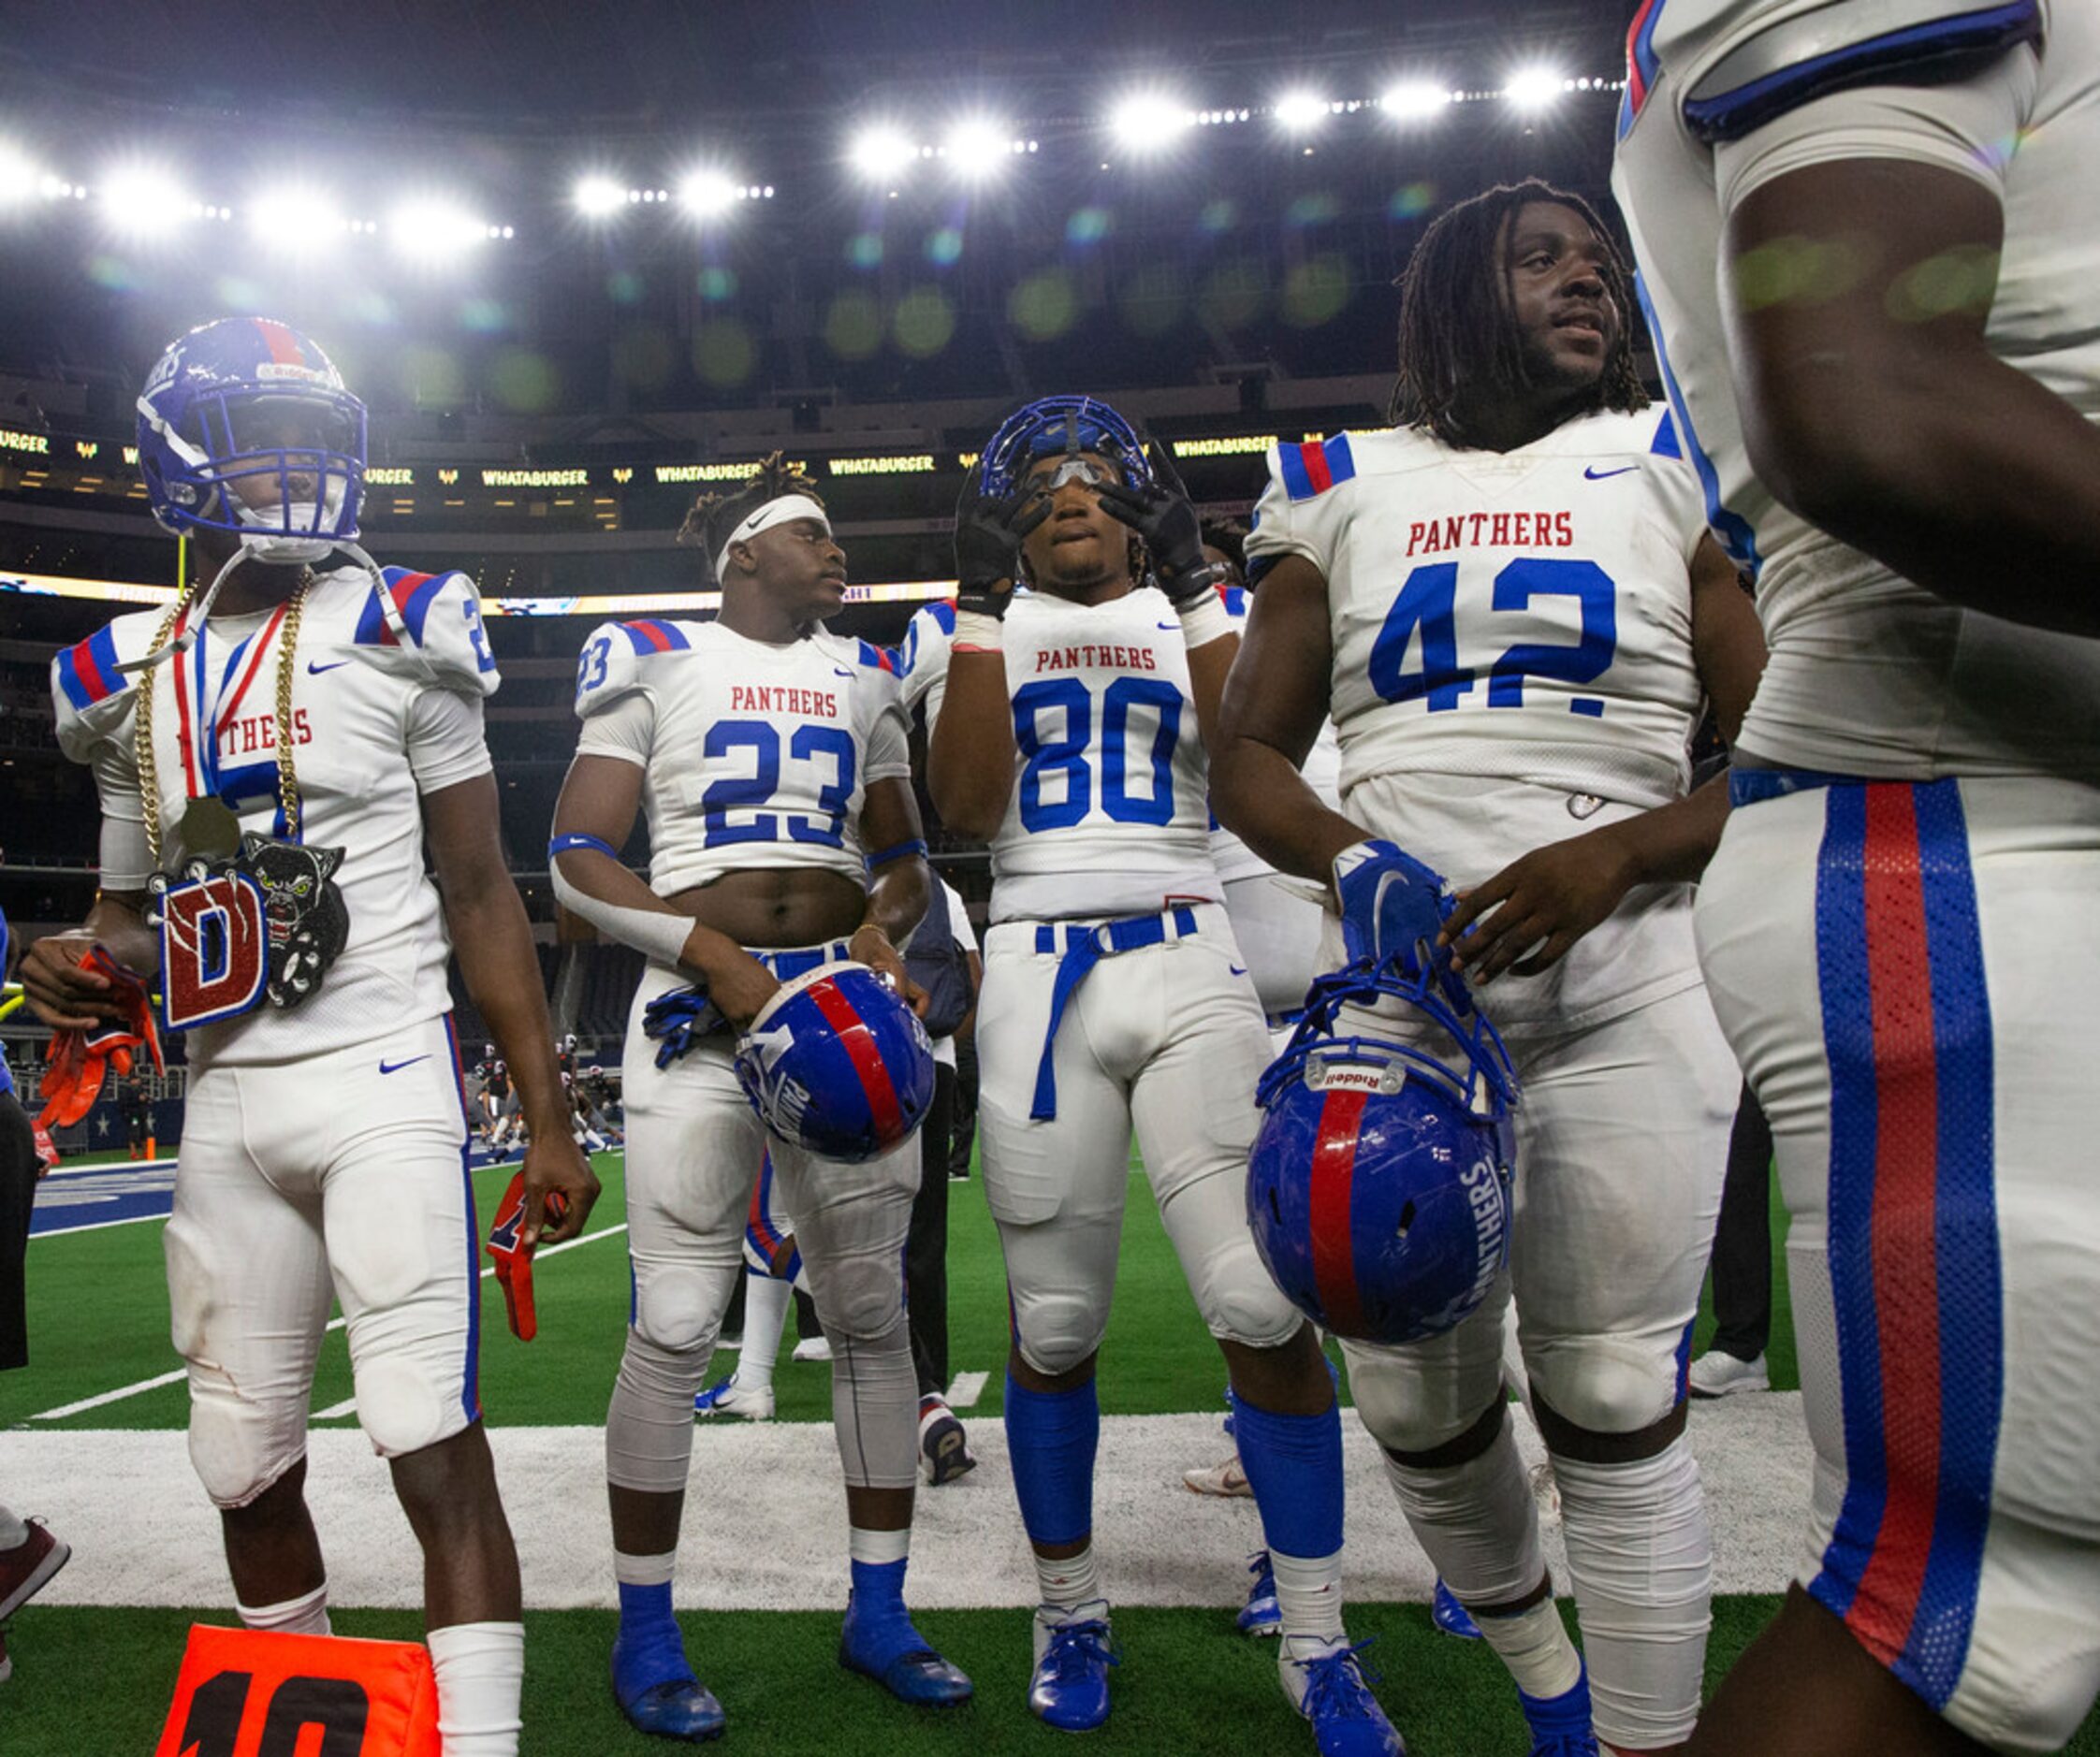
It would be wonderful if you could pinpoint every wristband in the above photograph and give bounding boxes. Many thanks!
[865,837,928,869]
[1174,591,1234,649]
[952,608,1006,652]
[548,832,621,863]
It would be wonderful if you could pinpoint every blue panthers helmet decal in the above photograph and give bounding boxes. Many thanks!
[1247,956,1520,1345]
[978,395,1156,501]
[735,962,936,1162]
[136,315,367,562]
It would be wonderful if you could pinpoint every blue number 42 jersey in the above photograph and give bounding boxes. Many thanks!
[1246,409,1711,812]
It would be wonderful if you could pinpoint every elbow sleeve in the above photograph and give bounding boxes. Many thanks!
[549,851,693,970]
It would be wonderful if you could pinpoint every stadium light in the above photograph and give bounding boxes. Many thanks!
[1108,90,1195,152]
[0,143,44,207]
[573,174,627,218]
[678,167,741,217]
[247,187,346,254]
[1273,90,1331,134]
[1504,66,1569,109]
[942,116,1014,179]
[388,198,490,261]
[1380,80,1453,121]
[98,163,192,237]
[849,124,919,182]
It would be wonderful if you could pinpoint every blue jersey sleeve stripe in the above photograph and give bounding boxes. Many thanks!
[1276,443,1315,502]
[1684,1,2040,144]
[55,645,90,709]
[1651,410,1683,458]
[930,600,956,634]
[1634,274,1763,576]
[1322,432,1358,486]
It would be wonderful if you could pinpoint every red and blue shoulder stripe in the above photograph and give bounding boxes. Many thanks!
[55,624,126,710]
[1276,434,1357,503]
[854,638,899,675]
[617,618,692,656]
[354,567,454,646]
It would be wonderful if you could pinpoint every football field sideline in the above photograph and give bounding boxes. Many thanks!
[0,1396,1813,1612]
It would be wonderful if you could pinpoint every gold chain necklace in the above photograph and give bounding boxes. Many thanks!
[136,568,313,868]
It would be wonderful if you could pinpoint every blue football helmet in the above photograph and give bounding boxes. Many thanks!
[1248,955,1520,1345]
[735,963,936,1162]
[136,316,366,563]
[979,395,1155,500]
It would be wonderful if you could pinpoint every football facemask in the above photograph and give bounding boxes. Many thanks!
[1247,955,1520,1345]
[978,395,1153,501]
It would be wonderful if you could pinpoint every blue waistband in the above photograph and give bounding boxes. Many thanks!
[759,940,854,981]
[1029,908,1201,1121]
[1728,767,1871,807]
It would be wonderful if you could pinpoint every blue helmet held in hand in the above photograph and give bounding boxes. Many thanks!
[735,962,935,1162]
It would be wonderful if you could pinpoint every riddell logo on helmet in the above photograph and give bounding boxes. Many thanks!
[255,361,328,384]
[1319,1065,1385,1094]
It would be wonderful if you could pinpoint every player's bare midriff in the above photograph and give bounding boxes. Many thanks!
[664,865,868,951]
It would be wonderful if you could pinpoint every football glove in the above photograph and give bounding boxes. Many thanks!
[36,947,163,1130]
[1332,839,1461,985]
[1090,444,1218,605]
[641,983,726,1069]
[952,472,1050,617]
[487,1169,571,1342]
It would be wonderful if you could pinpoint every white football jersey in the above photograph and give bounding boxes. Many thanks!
[1613,0,2100,778]
[572,617,910,896]
[1245,414,1710,813]
[52,561,500,1068]
[899,589,1221,922]
[1207,584,1342,886]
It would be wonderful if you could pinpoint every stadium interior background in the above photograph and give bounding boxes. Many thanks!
[1,0,1631,1151]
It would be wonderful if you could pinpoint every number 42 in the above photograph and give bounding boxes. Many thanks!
[1369,556,1617,716]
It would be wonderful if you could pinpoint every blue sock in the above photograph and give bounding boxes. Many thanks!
[1004,1372,1099,1547]
[613,1580,693,1692]
[619,1578,678,1635]
[1232,1392,1344,1559]
[847,1557,926,1664]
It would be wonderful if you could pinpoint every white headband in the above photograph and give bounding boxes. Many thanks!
[713,493,829,584]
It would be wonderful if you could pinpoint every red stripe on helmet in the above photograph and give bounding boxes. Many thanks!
[1308,1087,1369,1335]
[807,976,906,1146]
[254,318,305,367]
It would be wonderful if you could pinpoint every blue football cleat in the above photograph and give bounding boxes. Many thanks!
[1238,1550,1281,1637]
[839,1591,972,1706]
[610,1620,724,1743]
[1517,1659,1600,1756]
[1028,1600,1117,1732]
[1284,1636,1406,1757]
[1430,1579,1482,1640]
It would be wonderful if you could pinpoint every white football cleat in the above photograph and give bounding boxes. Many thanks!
[1183,1454,1254,1498]
[1688,1350,1770,1399]
[693,1372,775,1421]
[792,1337,833,1364]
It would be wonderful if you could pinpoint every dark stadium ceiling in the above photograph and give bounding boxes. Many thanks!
[3,1,1628,139]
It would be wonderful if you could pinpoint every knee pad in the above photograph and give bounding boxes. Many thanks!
[1378,1407,1545,1608]
[809,1254,905,1348]
[352,1356,453,1459]
[1192,1242,1304,1354]
[631,1262,733,1358]
[187,1370,305,1510]
[1524,1331,1682,1439]
[1012,1290,1109,1379]
[1553,1437,1713,1750]
[606,1328,710,1495]
[1346,1331,1507,1456]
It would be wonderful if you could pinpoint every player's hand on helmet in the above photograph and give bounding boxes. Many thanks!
[1090,444,1212,603]
[953,472,1050,617]
[1331,839,1460,981]
[22,932,130,1031]
[1439,822,1641,984]
[850,922,929,1018]
[518,1130,598,1249]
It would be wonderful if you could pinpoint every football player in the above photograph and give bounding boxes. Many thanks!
[1212,182,1769,1757]
[903,397,1400,1755]
[1614,5,2100,1753]
[22,317,597,1757]
[548,456,969,1738]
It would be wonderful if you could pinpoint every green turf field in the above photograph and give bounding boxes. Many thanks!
[6,1151,2096,1755]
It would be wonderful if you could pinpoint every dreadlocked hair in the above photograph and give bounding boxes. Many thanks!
[1389,178,1646,443]
[676,452,825,582]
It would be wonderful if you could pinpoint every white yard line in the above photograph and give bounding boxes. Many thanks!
[945,1370,988,1410]
[27,1222,629,1423]
[29,1212,171,1239]
[312,1398,359,1421]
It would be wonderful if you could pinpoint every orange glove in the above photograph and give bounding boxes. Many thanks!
[36,948,162,1130]
[487,1170,569,1342]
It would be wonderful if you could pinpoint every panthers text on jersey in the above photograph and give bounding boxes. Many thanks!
[898,589,1221,922]
[51,562,499,1068]
[1244,412,1710,815]
[1613,0,2100,778]
[571,617,910,906]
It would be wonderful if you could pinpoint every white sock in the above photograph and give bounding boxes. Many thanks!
[1477,1596,1583,1701]
[236,1582,331,1637]
[428,1620,525,1757]
[1269,1547,1346,1646]
[737,1273,794,1393]
[1034,1544,1100,1613]
[849,1526,911,1567]
[0,1507,26,1550]
[612,1549,678,1589]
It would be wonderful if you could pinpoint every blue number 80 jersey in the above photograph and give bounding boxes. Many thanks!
[1246,410,1710,811]
[573,617,911,896]
[899,588,1222,923]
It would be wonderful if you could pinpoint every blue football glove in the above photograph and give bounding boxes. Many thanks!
[1331,839,1459,980]
[642,983,726,1069]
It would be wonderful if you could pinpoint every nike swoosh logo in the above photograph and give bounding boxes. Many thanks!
[1157,620,1177,631]
[308,660,349,674]
[1582,465,1637,480]
[379,1055,430,1075]
[1230,965,1248,977]
[833,666,855,678]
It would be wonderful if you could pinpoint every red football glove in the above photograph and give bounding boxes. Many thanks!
[487,1170,569,1342]
[36,948,163,1130]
